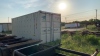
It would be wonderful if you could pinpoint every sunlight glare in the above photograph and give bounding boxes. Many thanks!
[58,2,67,10]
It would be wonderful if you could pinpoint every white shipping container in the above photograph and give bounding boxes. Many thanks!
[0,25,2,32]
[12,11,61,43]
[65,23,80,28]
[2,24,8,31]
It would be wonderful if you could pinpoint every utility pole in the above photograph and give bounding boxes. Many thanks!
[95,9,100,31]
[8,17,9,31]
[65,17,67,23]
[8,17,9,23]
[96,9,97,19]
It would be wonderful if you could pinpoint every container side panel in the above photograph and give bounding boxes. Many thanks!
[8,24,12,31]
[0,25,2,32]
[2,24,8,31]
[12,12,39,39]
[52,14,61,42]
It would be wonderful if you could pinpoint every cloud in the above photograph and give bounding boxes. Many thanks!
[0,1,13,9]
[24,3,33,8]
[7,4,13,9]
[15,0,60,9]
[16,0,41,9]
[46,0,62,8]
[1,0,61,10]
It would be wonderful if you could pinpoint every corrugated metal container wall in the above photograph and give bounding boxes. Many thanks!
[40,12,61,43]
[2,24,8,31]
[0,25,2,32]
[12,12,40,39]
[12,11,61,43]
[8,24,12,31]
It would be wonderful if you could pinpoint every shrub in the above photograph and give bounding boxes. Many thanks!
[86,35,100,45]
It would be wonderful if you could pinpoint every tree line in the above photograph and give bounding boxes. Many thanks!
[61,19,100,27]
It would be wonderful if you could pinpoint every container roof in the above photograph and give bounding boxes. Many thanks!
[0,23,11,24]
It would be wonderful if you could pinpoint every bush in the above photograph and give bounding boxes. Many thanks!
[87,25,97,31]
[86,35,100,45]
[45,32,100,56]
[61,32,100,56]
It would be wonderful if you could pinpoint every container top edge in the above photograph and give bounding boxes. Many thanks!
[12,10,61,19]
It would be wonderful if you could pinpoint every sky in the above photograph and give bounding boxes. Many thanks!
[0,0,100,23]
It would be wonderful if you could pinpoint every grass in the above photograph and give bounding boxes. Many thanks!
[86,25,98,31]
[60,32,100,56]
[61,26,65,30]
[47,32,100,56]
[46,25,100,56]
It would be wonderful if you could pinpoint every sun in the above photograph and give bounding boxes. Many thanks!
[58,2,67,10]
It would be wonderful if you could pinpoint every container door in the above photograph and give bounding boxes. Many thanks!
[52,14,61,41]
[41,13,51,43]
